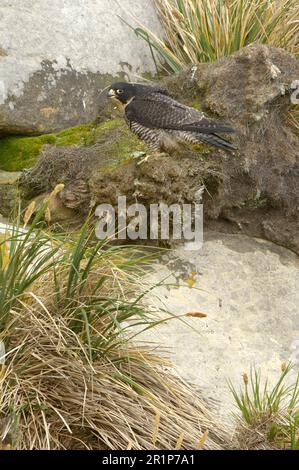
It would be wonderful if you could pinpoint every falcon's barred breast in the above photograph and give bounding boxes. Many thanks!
[108,82,236,153]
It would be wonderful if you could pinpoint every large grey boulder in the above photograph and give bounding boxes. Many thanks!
[0,0,162,135]
[137,232,299,428]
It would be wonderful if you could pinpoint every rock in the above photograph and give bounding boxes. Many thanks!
[19,44,299,253]
[0,0,162,135]
[0,170,21,217]
[31,192,77,223]
[136,233,299,423]
[181,44,299,254]
[165,44,299,122]
[0,170,20,185]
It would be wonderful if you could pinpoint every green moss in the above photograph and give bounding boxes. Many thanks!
[53,123,96,146]
[0,114,215,174]
[241,197,269,210]
[0,134,55,171]
[93,119,147,173]
[0,122,97,171]
[190,101,203,111]
[0,119,144,172]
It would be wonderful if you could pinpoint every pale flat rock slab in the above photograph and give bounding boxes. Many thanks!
[138,233,299,422]
[0,170,21,184]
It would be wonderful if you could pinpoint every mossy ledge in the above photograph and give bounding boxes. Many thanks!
[0,118,146,172]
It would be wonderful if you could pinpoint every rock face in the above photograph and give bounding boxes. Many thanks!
[19,44,299,253]
[0,170,21,217]
[136,233,299,425]
[166,44,299,254]
[0,0,162,135]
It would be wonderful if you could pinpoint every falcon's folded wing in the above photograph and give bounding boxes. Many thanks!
[125,93,235,134]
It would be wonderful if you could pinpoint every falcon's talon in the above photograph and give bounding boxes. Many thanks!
[107,82,236,154]
[137,155,150,165]
[152,151,169,158]
[131,151,147,159]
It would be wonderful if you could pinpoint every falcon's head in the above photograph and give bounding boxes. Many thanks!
[107,82,137,104]
[108,82,169,105]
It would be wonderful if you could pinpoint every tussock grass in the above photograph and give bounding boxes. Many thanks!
[230,364,299,450]
[0,209,230,449]
[134,0,299,72]
[286,104,299,135]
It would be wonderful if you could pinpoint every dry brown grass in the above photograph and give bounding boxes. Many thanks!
[0,217,231,450]
[0,309,228,449]
[132,0,299,73]
[286,105,299,135]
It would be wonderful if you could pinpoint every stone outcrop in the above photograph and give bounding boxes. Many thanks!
[136,232,299,426]
[16,44,299,253]
[0,0,162,135]
[0,170,21,218]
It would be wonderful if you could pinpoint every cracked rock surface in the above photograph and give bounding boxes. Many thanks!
[137,233,299,422]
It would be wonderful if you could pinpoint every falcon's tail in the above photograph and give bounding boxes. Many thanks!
[197,132,237,152]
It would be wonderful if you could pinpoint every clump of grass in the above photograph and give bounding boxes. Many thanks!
[0,209,230,449]
[229,363,299,450]
[0,207,62,330]
[134,0,299,72]
[286,104,299,135]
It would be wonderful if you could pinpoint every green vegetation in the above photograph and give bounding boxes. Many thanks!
[90,118,147,170]
[0,123,95,172]
[230,364,299,450]
[0,133,56,172]
[135,0,299,73]
[0,119,145,173]
[0,207,225,449]
[1,205,298,450]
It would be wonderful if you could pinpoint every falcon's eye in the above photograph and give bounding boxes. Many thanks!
[116,89,124,94]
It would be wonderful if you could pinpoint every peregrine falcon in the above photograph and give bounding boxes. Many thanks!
[108,82,236,153]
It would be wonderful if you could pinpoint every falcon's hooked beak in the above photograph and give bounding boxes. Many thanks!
[107,88,116,98]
